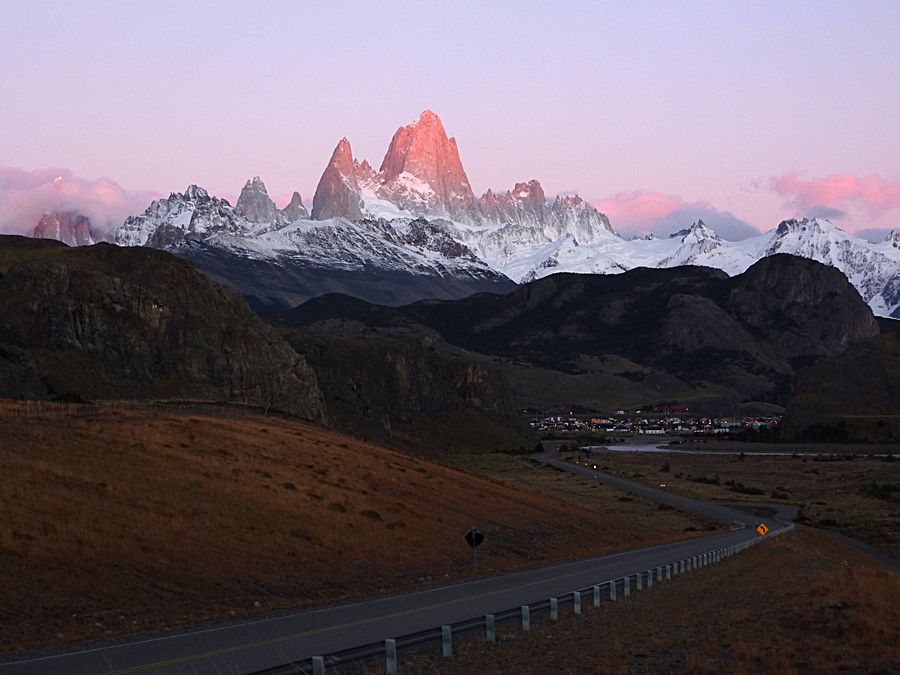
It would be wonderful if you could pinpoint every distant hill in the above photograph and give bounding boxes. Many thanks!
[278,255,879,415]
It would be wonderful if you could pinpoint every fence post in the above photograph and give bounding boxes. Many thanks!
[311,656,325,675]
[624,576,631,597]
[550,597,559,621]
[573,591,582,615]
[521,605,531,631]
[442,625,452,657]
[485,614,496,644]
[609,580,617,602]
[593,584,601,608]
[385,639,398,675]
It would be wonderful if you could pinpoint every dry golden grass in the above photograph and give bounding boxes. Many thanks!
[426,528,900,674]
[578,450,900,558]
[0,411,700,651]
[439,452,716,536]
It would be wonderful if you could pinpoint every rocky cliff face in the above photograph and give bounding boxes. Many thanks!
[0,235,325,419]
[281,191,309,221]
[377,109,482,223]
[236,176,278,223]
[33,211,106,246]
[282,330,533,453]
[310,138,365,221]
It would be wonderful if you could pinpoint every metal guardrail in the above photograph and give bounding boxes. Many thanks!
[250,523,795,674]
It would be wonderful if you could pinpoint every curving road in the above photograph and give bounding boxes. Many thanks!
[1,452,790,675]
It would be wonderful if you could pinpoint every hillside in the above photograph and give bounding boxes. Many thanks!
[279,255,879,415]
[0,236,531,451]
[0,409,704,650]
[782,325,900,440]
[0,236,324,418]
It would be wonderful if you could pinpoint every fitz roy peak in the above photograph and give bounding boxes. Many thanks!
[101,109,900,316]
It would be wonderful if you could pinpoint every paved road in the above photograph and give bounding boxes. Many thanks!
[536,451,797,525]
[1,455,788,675]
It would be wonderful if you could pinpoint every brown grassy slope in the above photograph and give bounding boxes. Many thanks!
[0,412,700,651]
[430,528,900,674]
[577,451,900,559]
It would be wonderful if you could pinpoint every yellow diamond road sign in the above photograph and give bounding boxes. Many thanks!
[756,522,769,536]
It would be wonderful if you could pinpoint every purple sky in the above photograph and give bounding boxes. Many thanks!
[1,0,899,239]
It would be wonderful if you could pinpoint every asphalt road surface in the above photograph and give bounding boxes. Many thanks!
[1,453,789,675]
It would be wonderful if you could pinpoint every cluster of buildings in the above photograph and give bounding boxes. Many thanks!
[530,413,780,436]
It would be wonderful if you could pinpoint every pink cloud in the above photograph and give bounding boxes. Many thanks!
[0,165,159,237]
[592,190,684,229]
[773,172,900,216]
[592,190,760,240]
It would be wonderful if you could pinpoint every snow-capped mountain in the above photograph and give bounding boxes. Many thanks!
[115,180,513,308]
[102,110,900,316]
[494,217,899,316]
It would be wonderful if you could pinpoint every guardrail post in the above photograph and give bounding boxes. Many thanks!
[311,656,325,675]
[657,566,663,581]
[593,584,601,608]
[666,564,672,580]
[647,569,653,588]
[385,639,398,675]
[573,590,582,615]
[521,605,531,631]
[486,614,496,644]
[550,597,559,621]
[442,625,452,657]
[609,580,617,601]
[624,576,631,597]
[636,572,643,591]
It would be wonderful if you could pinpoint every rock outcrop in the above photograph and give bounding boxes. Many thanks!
[33,211,104,246]
[235,176,278,223]
[0,235,325,419]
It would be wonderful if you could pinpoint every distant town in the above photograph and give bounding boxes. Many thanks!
[530,409,781,436]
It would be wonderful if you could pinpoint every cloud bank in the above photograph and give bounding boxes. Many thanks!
[773,172,900,217]
[0,165,159,236]
[593,190,760,241]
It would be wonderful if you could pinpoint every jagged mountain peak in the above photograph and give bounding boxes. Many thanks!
[774,217,839,237]
[684,219,720,241]
[183,185,210,201]
[236,176,277,223]
[281,191,309,221]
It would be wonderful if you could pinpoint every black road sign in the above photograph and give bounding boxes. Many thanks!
[464,527,485,549]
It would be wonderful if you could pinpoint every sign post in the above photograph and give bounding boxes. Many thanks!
[464,527,485,569]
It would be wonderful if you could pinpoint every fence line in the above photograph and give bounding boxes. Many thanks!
[0,398,276,420]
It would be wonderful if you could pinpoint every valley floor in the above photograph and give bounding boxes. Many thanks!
[569,448,900,559]
[0,408,708,653]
